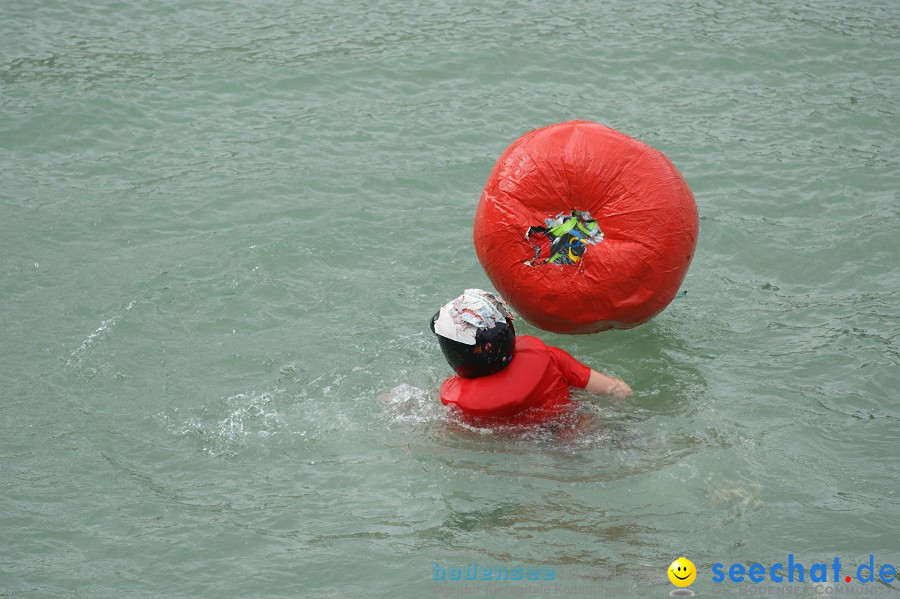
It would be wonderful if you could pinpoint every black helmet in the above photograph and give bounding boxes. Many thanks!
[430,289,516,378]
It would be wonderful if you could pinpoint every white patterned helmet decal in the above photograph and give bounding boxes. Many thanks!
[432,289,514,345]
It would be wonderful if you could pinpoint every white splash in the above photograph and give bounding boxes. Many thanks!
[68,300,135,365]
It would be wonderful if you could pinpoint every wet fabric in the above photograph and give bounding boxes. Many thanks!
[439,335,590,422]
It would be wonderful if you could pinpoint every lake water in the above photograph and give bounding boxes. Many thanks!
[2,1,898,597]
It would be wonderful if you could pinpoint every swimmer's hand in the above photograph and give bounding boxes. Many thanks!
[585,369,633,398]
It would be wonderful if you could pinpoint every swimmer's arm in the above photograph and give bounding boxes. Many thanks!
[548,346,632,398]
[584,369,632,398]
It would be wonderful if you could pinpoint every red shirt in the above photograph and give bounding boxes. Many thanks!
[439,335,590,424]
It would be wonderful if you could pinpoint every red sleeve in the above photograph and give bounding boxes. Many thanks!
[546,346,591,389]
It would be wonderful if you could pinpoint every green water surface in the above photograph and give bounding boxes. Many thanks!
[2,1,898,597]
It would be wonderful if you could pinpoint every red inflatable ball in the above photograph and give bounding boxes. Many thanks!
[474,120,698,334]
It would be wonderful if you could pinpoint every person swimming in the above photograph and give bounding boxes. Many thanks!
[431,289,631,424]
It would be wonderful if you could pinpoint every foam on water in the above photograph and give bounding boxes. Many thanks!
[66,300,135,366]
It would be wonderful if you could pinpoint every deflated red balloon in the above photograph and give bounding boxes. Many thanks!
[474,120,698,334]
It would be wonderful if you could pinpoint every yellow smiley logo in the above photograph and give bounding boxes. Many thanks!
[668,557,697,587]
